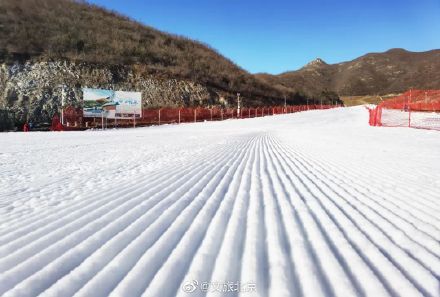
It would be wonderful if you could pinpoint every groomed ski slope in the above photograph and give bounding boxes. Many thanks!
[0,106,439,297]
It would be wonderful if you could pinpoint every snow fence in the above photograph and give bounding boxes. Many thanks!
[368,90,440,131]
[56,105,341,130]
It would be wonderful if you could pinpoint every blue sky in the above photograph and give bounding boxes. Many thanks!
[88,0,440,74]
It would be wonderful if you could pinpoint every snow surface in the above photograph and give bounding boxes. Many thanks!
[0,107,439,297]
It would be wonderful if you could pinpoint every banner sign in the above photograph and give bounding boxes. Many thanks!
[83,88,142,119]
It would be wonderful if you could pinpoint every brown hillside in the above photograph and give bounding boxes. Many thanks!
[0,0,308,106]
[256,49,440,97]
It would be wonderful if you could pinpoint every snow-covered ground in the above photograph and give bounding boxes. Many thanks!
[0,107,439,297]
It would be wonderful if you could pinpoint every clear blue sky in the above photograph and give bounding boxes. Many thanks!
[88,0,440,74]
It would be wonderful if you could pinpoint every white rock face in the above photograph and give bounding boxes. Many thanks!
[0,61,213,124]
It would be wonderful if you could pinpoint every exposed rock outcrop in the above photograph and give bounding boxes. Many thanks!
[0,61,217,124]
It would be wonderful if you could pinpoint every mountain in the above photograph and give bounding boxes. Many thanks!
[2,0,436,127]
[0,0,312,125]
[256,48,440,96]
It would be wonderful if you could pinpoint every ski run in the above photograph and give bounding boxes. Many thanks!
[0,106,439,297]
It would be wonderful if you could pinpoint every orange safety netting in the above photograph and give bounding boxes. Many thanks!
[368,90,440,130]
[58,104,342,130]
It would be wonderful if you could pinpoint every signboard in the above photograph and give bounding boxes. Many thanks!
[83,88,142,119]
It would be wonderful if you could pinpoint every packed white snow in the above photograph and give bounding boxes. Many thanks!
[0,106,439,297]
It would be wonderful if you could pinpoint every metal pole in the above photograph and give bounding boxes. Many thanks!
[178,109,181,124]
[210,108,213,121]
[61,85,65,125]
[237,93,241,118]
[158,109,161,125]
[115,105,118,128]
[194,109,197,122]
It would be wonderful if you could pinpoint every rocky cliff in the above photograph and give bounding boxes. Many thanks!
[0,61,221,125]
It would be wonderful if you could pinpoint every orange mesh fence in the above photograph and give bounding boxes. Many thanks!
[59,104,342,130]
[63,107,83,128]
[159,108,179,124]
[177,108,195,123]
[195,107,211,122]
[141,109,160,125]
[368,90,440,130]
[211,108,223,121]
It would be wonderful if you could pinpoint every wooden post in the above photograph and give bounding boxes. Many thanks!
[178,109,181,124]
